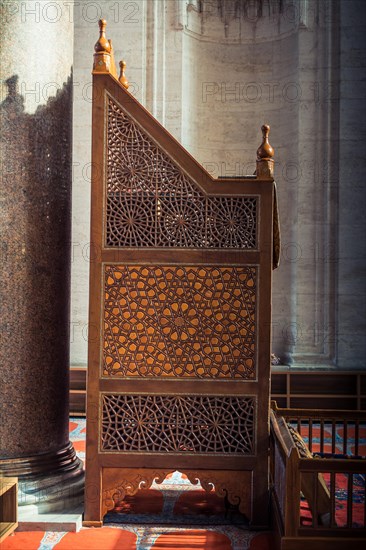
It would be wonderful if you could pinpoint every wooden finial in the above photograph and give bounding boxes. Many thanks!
[119,60,129,89]
[257,124,274,159]
[256,124,274,178]
[93,19,119,76]
[94,19,111,53]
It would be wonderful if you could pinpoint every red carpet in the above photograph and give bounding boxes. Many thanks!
[151,530,232,549]
[2,529,274,549]
[2,528,274,549]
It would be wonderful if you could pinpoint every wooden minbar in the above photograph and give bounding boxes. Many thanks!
[83,20,278,528]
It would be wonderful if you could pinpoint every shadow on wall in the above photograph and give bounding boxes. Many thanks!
[0,72,73,457]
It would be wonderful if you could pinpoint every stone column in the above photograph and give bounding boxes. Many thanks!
[0,0,84,511]
[337,0,366,368]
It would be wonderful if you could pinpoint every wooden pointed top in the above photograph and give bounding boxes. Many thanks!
[257,124,274,160]
[256,124,274,179]
[95,18,111,53]
[119,60,129,89]
[93,19,119,78]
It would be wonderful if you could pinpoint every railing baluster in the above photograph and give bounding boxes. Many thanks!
[355,420,359,456]
[320,418,324,454]
[332,421,336,454]
[347,473,353,528]
[343,421,348,455]
[312,471,318,528]
[309,418,313,453]
[330,471,336,527]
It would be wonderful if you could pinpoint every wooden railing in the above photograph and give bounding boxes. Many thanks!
[270,403,366,548]
[274,403,366,456]
[70,368,366,416]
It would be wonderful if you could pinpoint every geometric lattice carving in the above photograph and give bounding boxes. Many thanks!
[101,394,256,454]
[106,96,257,248]
[103,265,257,379]
[207,197,257,248]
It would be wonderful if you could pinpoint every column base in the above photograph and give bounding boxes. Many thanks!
[0,442,84,513]
[17,506,83,532]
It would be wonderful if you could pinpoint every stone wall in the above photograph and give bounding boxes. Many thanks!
[71,0,366,369]
[337,0,366,367]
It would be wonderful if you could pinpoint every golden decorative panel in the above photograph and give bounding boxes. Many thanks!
[101,394,256,454]
[103,265,257,379]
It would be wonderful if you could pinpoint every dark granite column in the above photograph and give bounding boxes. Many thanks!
[0,1,84,511]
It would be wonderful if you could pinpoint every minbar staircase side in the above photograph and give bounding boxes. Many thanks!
[83,19,279,528]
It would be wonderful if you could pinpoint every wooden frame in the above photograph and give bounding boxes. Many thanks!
[71,368,366,416]
[83,20,276,528]
[0,478,18,543]
[271,369,366,410]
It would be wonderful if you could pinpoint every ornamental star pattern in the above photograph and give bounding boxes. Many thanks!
[103,265,257,379]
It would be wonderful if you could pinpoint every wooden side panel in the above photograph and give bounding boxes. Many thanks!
[84,72,274,528]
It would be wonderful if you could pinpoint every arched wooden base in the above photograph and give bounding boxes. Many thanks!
[97,467,252,523]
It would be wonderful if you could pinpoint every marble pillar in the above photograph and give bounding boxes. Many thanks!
[0,0,84,510]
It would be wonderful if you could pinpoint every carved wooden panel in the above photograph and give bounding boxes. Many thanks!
[103,265,257,379]
[84,50,274,527]
[101,394,256,454]
[106,96,258,249]
[102,467,252,518]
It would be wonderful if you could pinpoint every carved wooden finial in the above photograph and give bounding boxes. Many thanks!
[93,19,119,76]
[257,124,274,160]
[256,124,274,179]
[95,19,111,53]
[119,60,129,89]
